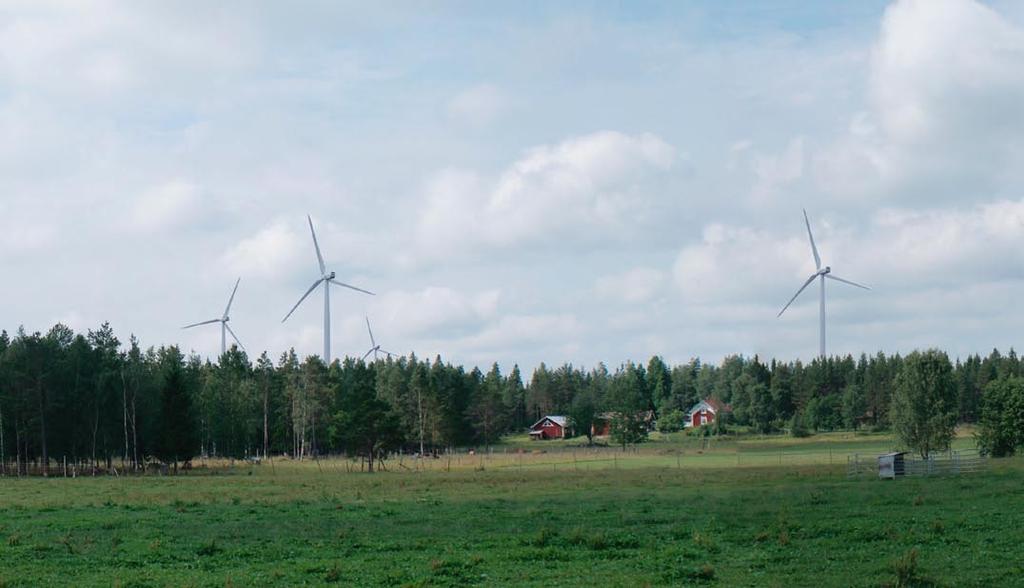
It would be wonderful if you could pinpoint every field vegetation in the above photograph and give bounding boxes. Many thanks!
[2,432,1021,587]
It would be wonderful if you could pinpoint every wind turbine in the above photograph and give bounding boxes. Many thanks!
[778,209,870,358]
[182,278,245,356]
[282,215,374,362]
[361,316,396,362]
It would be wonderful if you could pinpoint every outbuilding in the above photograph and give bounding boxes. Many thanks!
[529,415,569,440]
[685,398,731,428]
[878,452,907,479]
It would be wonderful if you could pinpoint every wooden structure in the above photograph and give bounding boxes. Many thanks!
[529,416,569,440]
[685,398,731,428]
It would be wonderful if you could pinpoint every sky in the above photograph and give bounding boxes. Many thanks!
[2,0,1024,372]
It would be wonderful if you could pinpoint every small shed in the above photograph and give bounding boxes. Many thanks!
[878,452,907,479]
[529,416,569,440]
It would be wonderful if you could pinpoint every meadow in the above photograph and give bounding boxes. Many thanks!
[1,433,1021,587]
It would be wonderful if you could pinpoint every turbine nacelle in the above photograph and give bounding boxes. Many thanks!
[281,215,374,362]
[182,277,245,355]
[778,210,869,358]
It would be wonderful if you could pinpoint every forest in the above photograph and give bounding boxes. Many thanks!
[0,322,1021,474]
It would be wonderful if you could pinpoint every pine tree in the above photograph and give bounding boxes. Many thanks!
[155,347,198,473]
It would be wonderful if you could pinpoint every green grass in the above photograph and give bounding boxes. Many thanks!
[1,433,1020,587]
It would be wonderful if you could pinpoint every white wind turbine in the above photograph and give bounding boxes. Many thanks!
[182,278,245,356]
[778,209,870,358]
[282,215,374,362]
[361,316,396,362]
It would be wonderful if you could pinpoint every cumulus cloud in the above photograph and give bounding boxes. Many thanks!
[348,287,502,339]
[222,220,304,279]
[415,130,677,259]
[674,199,1024,327]
[5,0,1024,368]
[816,0,1024,201]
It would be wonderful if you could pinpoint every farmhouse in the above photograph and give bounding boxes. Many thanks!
[685,398,731,428]
[529,415,569,440]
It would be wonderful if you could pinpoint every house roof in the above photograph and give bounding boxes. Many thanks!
[687,398,732,415]
[529,415,568,430]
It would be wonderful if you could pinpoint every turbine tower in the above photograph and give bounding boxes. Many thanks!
[282,215,374,362]
[778,209,870,358]
[182,278,245,356]
[361,316,395,362]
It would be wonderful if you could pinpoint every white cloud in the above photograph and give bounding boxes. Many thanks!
[750,137,805,203]
[345,287,502,339]
[129,180,202,231]
[222,220,303,279]
[4,0,1024,369]
[415,130,678,259]
[596,267,666,304]
[674,199,1024,329]
[816,0,1024,201]
[460,314,582,352]
[673,223,809,304]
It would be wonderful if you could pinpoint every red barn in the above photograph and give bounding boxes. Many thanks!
[685,398,731,428]
[529,415,569,440]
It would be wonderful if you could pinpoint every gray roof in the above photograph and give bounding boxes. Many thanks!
[530,415,568,430]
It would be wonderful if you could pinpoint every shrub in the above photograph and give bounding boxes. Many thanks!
[789,413,811,438]
[656,410,685,433]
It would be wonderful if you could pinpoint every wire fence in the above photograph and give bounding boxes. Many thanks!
[0,443,987,479]
[847,449,987,479]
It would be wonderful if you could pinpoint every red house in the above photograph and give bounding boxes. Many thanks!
[685,398,731,428]
[529,415,569,440]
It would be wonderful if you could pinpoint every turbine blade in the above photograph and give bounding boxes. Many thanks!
[803,209,822,271]
[329,279,374,296]
[778,273,818,317]
[225,323,246,352]
[361,348,374,361]
[182,319,221,329]
[307,214,326,275]
[379,349,396,357]
[826,274,871,290]
[223,277,240,319]
[282,278,324,322]
[365,316,376,348]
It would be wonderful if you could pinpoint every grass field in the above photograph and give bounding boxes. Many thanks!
[2,432,1021,587]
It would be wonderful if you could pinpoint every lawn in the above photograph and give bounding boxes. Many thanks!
[1,433,1020,587]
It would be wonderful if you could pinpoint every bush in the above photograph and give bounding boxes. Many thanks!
[687,425,711,438]
[656,410,685,433]
[789,413,811,438]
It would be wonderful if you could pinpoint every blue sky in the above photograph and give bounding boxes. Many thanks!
[1,0,1023,371]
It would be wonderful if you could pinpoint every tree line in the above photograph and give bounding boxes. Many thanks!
[1,322,1023,474]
